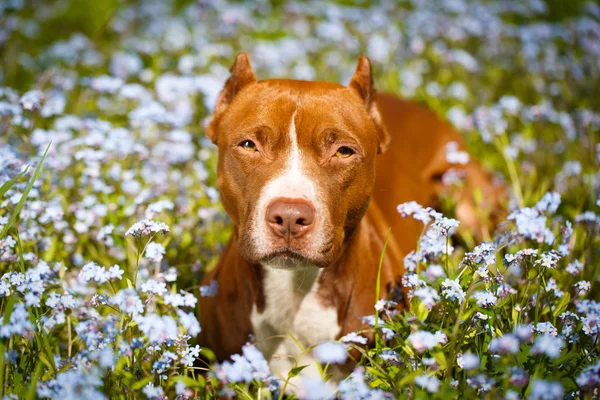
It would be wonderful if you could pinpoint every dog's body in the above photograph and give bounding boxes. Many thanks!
[198,55,501,383]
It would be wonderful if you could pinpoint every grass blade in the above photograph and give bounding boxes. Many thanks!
[374,227,391,348]
[0,166,29,198]
[0,142,51,239]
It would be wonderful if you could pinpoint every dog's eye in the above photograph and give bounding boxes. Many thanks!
[335,146,354,158]
[239,140,257,152]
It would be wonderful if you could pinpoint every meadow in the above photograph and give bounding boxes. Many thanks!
[0,0,599,398]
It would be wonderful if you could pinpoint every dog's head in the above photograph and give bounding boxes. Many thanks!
[207,54,389,269]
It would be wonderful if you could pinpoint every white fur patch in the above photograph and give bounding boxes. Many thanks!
[251,111,325,256]
[250,266,340,388]
[248,110,340,392]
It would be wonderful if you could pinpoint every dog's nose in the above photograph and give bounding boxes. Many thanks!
[266,199,315,239]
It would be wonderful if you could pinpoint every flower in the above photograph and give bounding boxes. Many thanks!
[581,314,599,336]
[441,279,466,302]
[145,242,166,262]
[145,199,174,218]
[531,334,564,358]
[141,279,167,296]
[0,280,10,297]
[576,359,600,389]
[175,381,187,395]
[111,289,144,315]
[219,344,273,384]
[312,341,347,364]
[341,332,368,345]
[20,90,44,110]
[413,286,440,310]
[415,374,440,393]
[242,344,270,380]
[566,260,583,275]
[24,291,41,307]
[467,374,495,393]
[297,377,335,400]
[434,331,448,345]
[528,379,564,400]
[574,280,591,296]
[396,201,423,218]
[509,367,529,387]
[408,331,441,353]
[536,192,561,213]
[375,299,398,312]
[458,352,480,370]
[514,325,533,342]
[535,251,560,269]
[507,207,554,244]
[134,313,178,344]
[446,141,470,165]
[489,334,519,354]
[575,211,600,224]
[107,265,124,280]
[380,350,401,365]
[472,290,497,308]
[177,310,200,336]
[80,262,100,282]
[125,219,170,237]
[142,382,164,399]
[431,216,460,236]
[534,322,558,336]
[338,367,390,398]
[199,280,219,297]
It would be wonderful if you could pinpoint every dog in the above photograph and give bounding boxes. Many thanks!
[198,53,503,384]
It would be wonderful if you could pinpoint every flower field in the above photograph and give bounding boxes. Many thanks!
[0,0,599,398]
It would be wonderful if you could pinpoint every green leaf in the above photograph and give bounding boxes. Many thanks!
[27,361,44,400]
[200,347,217,363]
[365,366,388,380]
[132,377,152,390]
[414,299,430,322]
[552,292,571,318]
[399,369,422,386]
[288,364,310,378]
[560,376,578,392]
[552,350,579,367]
[0,166,29,197]
[37,353,54,374]
[460,306,477,322]
[3,296,16,324]
[433,351,448,371]
[402,344,415,358]
[16,233,27,274]
[169,375,206,389]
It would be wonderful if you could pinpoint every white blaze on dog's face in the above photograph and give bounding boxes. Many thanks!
[251,111,329,268]
[207,54,389,268]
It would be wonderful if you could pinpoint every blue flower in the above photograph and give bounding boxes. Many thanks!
[313,341,347,364]
[529,379,564,400]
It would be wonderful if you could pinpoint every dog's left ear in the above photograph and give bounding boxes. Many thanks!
[207,53,257,145]
[349,56,390,154]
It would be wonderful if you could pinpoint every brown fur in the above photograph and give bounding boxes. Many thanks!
[198,54,504,361]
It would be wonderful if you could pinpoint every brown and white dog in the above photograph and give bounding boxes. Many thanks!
[198,54,502,383]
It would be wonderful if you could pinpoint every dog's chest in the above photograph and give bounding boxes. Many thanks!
[250,267,340,360]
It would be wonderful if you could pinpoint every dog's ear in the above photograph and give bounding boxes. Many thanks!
[349,56,390,154]
[207,53,257,145]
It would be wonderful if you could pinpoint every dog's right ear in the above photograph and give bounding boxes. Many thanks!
[206,53,257,145]
[348,56,390,154]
